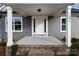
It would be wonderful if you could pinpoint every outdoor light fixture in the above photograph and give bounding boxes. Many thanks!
[37,9,41,12]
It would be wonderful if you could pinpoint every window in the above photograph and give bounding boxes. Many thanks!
[60,17,66,32]
[33,19,35,33]
[5,17,23,32]
[44,19,46,33]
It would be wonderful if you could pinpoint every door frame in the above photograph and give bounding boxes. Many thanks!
[32,16,48,36]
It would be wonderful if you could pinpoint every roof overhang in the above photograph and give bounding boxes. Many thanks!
[1,3,74,16]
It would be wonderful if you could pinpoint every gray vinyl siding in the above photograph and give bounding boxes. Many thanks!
[13,16,32,42]
[48,16,65,39]
[0,16,32,42]
[0,18,3,42]
[71,17,79,38]
[48,16,79,39]
[0,17,6,42]
[0,15,79,42]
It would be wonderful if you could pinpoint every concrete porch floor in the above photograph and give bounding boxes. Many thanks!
[15,36,64,45]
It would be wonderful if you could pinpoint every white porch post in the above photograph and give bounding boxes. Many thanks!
[66,5,72,47]
[7,6,13,46]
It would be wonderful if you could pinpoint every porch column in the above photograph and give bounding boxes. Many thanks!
[7,6,13,46]
[66,5,72,47]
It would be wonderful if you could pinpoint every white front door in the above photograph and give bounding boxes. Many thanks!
[32,16,48,36]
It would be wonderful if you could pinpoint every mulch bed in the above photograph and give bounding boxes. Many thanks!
[0,46,6,56]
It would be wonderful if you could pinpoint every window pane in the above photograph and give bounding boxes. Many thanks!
[15,25,21,30]
[12,17,14,24]
[12,21,14,24]
[62,25,66,30]
[12,25,14,30]
[15,20,21,24]
[33,19,35,32]
[62,18,66,24]
[5,17,22,32]
[44,19,46,33]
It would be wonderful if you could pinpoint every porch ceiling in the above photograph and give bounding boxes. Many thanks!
[4,3,73,16]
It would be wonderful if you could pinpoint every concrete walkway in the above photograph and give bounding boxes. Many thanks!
[16,36,64,45]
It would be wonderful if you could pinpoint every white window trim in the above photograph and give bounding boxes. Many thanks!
[5,17,23,32]
[60,16,66,32]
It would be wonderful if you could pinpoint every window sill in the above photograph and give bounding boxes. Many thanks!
[13,30,23,32]
[5,30,23,32]
[60,30,66,32]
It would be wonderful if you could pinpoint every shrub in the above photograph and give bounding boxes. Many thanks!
[11,44,18,56]
[71,38,79,49]
[62,37,66,42]
[61,37,79,49]
[0,42,6,47]
[71,38,78,43]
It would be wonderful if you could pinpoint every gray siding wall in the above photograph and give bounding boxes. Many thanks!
[48,16,79,39]
[0,15,79,42]
[0,17,6,42]
[71,17,79,38]
[48,16,65,39]
[13,16,32,41]
[0,17,3,42]
[0,16,32,42]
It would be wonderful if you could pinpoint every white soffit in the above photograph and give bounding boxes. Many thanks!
[5,3,73,16]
